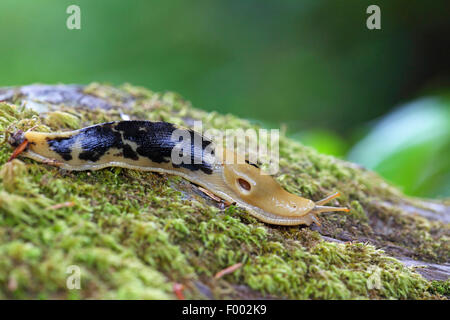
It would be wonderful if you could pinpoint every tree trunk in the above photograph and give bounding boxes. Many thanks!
[0,83,448,299]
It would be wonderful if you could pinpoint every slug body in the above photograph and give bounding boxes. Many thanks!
[8,121,348,226]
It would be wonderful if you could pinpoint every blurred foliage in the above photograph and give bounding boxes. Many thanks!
[348,97,450,198]
[291,130,349,158]
[0,0,449,198]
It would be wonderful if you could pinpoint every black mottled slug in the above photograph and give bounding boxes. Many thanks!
[7,120,349,226]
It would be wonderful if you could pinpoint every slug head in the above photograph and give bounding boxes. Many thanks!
[222,163,315,217]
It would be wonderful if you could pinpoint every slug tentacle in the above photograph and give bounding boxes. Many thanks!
[310,206,350,214]
[6,120,349,226]
[315,192,341,205]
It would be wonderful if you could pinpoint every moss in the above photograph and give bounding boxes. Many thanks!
[44,111,81,130]
[428,280,450,297]
[0,84,447,300]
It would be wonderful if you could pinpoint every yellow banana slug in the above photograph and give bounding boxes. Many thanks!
[7,120,348,226]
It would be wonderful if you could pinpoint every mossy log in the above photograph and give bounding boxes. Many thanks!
[0,83,448,299]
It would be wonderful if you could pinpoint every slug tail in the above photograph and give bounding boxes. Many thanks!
[8,139,29,162]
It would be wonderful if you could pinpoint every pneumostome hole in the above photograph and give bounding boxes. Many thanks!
[237,178,251,191]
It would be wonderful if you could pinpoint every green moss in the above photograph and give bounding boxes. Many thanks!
[0,84,447,300]
[44,111,81,130]
[428,280,450,297]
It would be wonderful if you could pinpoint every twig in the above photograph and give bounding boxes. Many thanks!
[47,201,76,210]
[214,262,243,279]
[173,283,185,300]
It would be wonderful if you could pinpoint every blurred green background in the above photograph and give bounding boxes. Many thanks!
[0,0,449,198]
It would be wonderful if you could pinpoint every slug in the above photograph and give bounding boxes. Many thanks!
[7,120,349,226]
